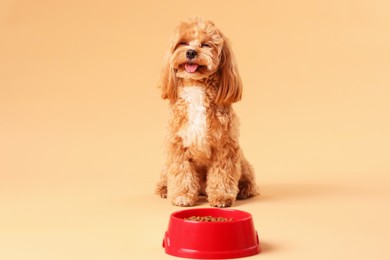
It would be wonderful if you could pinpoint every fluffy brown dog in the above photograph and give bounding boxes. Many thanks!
[156,17,258,207]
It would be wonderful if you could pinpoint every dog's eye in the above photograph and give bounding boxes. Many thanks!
[179,42,189,46]
[201,43,211,48]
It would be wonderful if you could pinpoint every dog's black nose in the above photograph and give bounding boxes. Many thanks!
[186,49,197,59]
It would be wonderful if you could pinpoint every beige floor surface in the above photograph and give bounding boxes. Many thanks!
[1,1,390,259]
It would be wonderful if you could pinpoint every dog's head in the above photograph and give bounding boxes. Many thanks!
[159,17,242,105]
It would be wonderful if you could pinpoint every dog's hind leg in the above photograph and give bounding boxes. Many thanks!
[237,156,259,199]
[156,167,168,198]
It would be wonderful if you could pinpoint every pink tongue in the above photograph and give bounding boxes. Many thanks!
[185,63,199,73]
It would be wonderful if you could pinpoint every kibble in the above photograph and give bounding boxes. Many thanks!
[184,216,233,222]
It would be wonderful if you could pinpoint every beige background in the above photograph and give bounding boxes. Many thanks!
[1,0,389,259]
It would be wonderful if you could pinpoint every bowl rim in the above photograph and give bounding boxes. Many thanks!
[171,208,253,223]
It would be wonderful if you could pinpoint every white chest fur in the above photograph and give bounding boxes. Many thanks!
[179,86,207,147]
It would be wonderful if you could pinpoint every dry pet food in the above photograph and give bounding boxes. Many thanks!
[184,216,234,222]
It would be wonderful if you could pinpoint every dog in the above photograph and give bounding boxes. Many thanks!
[156,17,258,207]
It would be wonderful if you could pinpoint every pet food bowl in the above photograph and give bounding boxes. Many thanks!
[163,208,261,259]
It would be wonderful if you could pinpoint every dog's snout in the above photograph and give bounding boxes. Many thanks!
[186,49,197,59]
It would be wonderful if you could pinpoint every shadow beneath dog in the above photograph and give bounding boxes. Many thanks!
[234,182,342,206]
[258,182,341,202]
[193,194,261,207]
[193,196,209,206]
[191,182,340,207]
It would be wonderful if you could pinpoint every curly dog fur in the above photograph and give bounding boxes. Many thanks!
[156,17,258,207]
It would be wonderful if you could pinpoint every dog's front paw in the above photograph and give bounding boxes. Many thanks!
[208,195,236,208]
[172,194,197,207]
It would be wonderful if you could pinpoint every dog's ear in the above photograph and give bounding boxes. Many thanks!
[215,37,243,105]
[158,41,178,101]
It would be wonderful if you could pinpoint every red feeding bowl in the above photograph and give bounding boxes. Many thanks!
[163,208,261,259]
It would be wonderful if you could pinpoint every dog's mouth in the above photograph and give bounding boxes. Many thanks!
[184,63,199,73]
